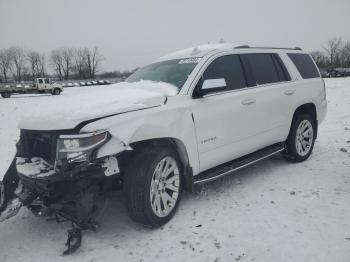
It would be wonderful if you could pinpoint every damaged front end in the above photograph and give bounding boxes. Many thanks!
[0,129,123,254]
[0,157,21,222]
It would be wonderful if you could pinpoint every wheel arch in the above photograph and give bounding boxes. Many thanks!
[291,103,318,139]
[52,88,61,94]
[129,137,194,192]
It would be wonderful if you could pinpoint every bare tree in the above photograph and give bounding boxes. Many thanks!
[61,47,74,80]
[8,46,27,82]
[84,46,104,78]
[37,53,46,77]
[339,41,350,68]
[50,49,64,80]
[323,37,343,68]
[27,50,46,78]
[49,47,75,80]
[72,48,87,79]
[0,48,12,83]
[310,51,328,69]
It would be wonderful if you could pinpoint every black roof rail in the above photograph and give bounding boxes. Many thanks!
[235,45,250,49]
[234,45,302,51]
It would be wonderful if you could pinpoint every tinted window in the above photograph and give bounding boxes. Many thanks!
[287,53,320,79]
[272,54,291,81]
[202,55,246,91]
[243,54,280,85]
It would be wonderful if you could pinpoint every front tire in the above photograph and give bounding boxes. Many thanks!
[284,114,316,162]
[124,146,182,227]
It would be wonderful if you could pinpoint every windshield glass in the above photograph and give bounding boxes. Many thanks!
[126,58,200,89]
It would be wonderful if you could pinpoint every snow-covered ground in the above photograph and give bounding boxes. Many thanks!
[0,79,349,262]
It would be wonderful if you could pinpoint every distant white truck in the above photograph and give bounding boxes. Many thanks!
[0,78,63,98]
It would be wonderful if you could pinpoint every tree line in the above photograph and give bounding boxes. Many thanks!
[311,37,350,69]
[0,46,104,83]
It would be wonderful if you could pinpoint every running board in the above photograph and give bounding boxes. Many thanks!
[194,142,285,184]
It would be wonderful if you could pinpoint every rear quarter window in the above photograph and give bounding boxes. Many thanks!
[287,53,320,79]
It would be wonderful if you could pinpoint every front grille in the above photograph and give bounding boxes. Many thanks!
[18,130,59,165]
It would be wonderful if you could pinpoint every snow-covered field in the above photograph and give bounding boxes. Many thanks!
[0,79,349,262]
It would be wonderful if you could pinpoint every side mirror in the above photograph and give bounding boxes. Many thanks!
[193,78,227,98]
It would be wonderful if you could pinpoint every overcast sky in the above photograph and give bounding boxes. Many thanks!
[0,0,349,71]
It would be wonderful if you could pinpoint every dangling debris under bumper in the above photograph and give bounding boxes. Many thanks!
[0,155,114,255]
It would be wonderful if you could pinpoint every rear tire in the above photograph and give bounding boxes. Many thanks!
[1,93,11,98]
[284,114,316,162]
[52,88,61,95]
[124,146,183,227]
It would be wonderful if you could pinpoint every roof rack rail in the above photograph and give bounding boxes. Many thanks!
[234,45,302,51]
[235,45,250,49]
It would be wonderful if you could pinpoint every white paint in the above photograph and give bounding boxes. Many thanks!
[18,80,177,130]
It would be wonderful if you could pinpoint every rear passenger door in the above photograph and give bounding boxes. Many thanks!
[240,53,295,145]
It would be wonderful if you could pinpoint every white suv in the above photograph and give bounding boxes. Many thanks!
[0,43,327,251]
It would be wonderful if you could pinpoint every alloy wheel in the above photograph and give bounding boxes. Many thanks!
[295,120,314,156]
[150,156,180,218]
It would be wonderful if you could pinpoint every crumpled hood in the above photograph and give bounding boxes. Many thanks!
[19,80,178,131]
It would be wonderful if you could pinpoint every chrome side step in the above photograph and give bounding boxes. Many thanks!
[194,142,285,184]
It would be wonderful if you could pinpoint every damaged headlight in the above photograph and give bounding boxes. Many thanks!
[56,131,109,163]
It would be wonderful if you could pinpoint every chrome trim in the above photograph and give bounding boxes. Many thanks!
[58,132,108,153]
[201,80,294,98]
[194,147,285,184]
[59,130,107,139]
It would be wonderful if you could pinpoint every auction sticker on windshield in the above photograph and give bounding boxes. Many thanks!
[178,57,202,64]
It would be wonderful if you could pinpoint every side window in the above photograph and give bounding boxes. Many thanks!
[272,54,291,81]
[201,55,246,91]
[38,79,43,84]
[45,79,50,84]
[287,53,320,79]
[242,53,280,85]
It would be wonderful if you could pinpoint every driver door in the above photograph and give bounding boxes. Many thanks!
[191,54,264,172]
[37,78,45,90]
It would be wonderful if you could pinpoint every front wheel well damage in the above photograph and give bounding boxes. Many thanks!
[117,138,194,192]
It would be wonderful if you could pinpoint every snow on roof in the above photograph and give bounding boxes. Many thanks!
[156,43,245,61]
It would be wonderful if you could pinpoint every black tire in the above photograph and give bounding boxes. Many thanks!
[52,88,61,95]
[1,93,11,98]
[124,146,183,227]
[284,114,316,162]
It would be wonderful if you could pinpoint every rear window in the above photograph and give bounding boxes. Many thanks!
[287,53,320,79]
[242,54,280,85]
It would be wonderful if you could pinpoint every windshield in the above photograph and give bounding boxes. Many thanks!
[126,58,200,89]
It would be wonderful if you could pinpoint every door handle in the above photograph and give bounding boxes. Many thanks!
[284,90,295,96]
[241,98,256,105]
